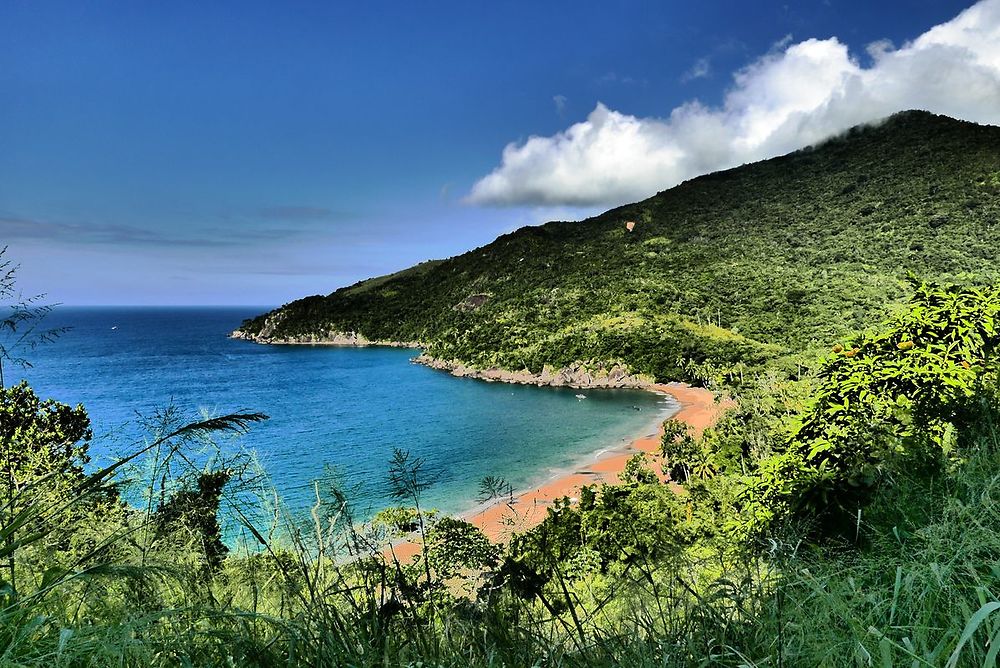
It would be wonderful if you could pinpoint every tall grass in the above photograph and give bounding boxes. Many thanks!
[5,413,1000,667]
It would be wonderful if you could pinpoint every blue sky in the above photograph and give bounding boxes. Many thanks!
[0,0,991,304]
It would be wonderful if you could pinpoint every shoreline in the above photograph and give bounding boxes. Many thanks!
[390,382,728,560]
[454,391,679,526]
[413,354,655,390]
[464,382,726,541]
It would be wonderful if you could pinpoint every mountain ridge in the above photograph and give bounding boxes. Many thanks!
[236,110,1000,383]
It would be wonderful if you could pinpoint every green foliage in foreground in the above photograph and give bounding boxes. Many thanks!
[4,280,1000,666]
[240,111,1000,383]
[5,399,1000,667]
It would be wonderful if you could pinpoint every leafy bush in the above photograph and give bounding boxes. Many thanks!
[0,380,93,498]
[153,470,232,572]
[736,280,1000,538]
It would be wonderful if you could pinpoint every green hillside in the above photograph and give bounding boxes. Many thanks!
[238,110,1000,381]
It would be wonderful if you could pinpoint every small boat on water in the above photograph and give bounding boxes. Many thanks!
[111,325,118,330]
[575,394,586,400]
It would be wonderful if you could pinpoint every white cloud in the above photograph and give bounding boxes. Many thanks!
[553,94,568,117]
[468,0,1000,207]
[681,57,711,82]
[865,38,895,61]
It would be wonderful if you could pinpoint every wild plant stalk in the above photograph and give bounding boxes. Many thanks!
[387,448,437,600]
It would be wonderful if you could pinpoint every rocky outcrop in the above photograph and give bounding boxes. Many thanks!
[230,323,420,348]
[413,355,654,389]
[234,310,287,341]
[453,293,491,312]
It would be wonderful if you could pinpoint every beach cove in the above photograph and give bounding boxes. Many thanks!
[390,381,726,559]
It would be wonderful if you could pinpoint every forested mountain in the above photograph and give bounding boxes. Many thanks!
[238,110,1000,381]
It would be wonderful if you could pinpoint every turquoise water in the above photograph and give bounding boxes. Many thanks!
[16,307,675,518]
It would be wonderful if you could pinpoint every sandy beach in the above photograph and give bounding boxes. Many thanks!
[389,382,728,561]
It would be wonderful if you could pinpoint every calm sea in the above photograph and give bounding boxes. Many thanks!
[16,307,675,519]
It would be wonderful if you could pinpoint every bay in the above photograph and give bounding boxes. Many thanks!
[17,307,675,519]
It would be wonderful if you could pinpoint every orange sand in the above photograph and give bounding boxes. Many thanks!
[389,383,729,561]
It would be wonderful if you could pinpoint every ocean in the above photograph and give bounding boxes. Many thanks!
[15,307,675,520]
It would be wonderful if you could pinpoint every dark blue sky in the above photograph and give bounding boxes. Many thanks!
[0,0,980,304]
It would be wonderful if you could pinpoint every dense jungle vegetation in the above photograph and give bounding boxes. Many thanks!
[5,111,1000,666]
